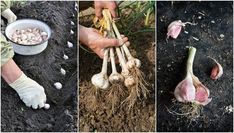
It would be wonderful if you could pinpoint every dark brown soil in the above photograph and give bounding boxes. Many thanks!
[1,1,77,132]
[78,8,156,132]
[157,1,233,132]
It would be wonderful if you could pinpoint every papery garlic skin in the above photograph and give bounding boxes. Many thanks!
[167,20,185,39]
[109,73,124,84]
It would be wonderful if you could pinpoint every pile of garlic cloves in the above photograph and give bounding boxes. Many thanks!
[90,9,148,109]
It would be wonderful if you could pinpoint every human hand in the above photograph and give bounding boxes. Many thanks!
[94,1,117,18]
[79,25,129,58]
[9,73,47,109]
[1,8,17,24]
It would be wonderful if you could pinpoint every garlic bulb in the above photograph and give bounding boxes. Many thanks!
[109,48,124,84]
[91,49,110,89]
[174,46,211,106]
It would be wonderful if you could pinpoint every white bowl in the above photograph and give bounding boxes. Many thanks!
[5,19,51,55]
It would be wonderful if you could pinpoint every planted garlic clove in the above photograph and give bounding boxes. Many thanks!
[209,57,223,80]
[71,21,75,25]
[44,103,50,109]
[91,73,109,89]
[167,20,184,39]
[63,54,69,60]
[60,68,66,75]
[54,82,62,89]
[70,30,74,35]
[67,41,73,48]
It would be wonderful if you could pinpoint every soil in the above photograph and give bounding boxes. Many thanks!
[1,1,77,132]
[78,8,156,132]
[157,1,233,132]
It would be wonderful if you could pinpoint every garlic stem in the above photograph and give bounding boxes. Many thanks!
[110,48,117,74]
[110,31,128,73]
[186,46,196,76]
[101,48,109,74]
[121,46,127,63]
[112,21,134,60]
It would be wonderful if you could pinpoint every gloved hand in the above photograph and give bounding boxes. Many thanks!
[9,73,47,109]
[1,8,17,24]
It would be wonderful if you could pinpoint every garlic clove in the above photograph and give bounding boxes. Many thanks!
[71,21,75,25]
[60,68,66,75]
[209,57,223,80]
[192,75,212,105]
[54,82,62,89]
[67,41,73,48]
[167,20,184,39]
[174,76,196,103]
[63,54,69,60]
[70,30,74,35]
[44,103,50,109]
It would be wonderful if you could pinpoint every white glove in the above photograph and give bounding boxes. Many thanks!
[9,73,47,109]
[1,8,17,24]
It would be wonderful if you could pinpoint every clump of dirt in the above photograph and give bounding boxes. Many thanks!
[1,1,77,132]
[157,1,233,132]
[79,13,155,131]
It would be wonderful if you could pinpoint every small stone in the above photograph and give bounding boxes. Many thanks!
[198,16,202,19]
[211,20,215,23]
[184,31,189,34]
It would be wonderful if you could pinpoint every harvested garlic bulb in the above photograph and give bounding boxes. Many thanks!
[67,41,73,48]
[91,49,110,89]
[209,57,223,80]
[54,82,62,89]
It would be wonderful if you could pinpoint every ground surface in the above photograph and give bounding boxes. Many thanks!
[79,5,156,132]
[157,1,233,132]
[1,1,77,132]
